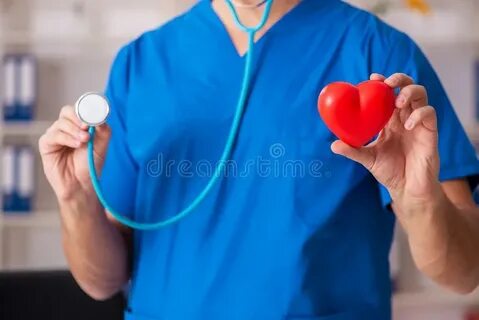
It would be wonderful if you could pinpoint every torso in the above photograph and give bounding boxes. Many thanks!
[121,1,398,319]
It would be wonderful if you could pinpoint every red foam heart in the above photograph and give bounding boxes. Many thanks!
[318,80,395,148]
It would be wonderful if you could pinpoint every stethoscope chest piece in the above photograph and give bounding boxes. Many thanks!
[75,92,110,126]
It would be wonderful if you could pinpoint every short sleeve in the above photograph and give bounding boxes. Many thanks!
[374,31,479,207]
[100,45,138,217]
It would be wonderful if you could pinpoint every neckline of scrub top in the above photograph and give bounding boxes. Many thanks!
[198,0,316,59]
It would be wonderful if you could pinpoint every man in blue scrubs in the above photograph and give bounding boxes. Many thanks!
[39,0,479,319]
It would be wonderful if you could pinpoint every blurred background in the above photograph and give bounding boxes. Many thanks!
[0,0,478,319]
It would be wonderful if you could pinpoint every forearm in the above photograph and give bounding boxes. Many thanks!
[59,192,130,300]
[393,187,479,294]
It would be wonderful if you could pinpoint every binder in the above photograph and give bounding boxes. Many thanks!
[16,146,34,212]
[17,55,37,121]
[2,145,16,212]
[2,55,17,121]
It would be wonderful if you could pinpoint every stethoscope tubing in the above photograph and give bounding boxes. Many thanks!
[87,0,274,230]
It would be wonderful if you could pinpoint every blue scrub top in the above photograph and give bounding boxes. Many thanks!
[101,1,479,319]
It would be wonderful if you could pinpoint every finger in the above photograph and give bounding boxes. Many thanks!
[91,124,112,160]
[384,108,403,132]
[41,130,82,151]
[404,106,437,132]
[59,105,88,130]
[384,73,414,89]
[396,84,428,109]
[331,140,376,171]
[95,123,111,138]
[398,107,413,127]
[55,119,91,143]
[370,73,386,81]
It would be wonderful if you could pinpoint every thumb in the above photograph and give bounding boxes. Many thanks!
[331,140,376,171]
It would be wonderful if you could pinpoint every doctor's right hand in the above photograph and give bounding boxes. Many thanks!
[39,105,111,202]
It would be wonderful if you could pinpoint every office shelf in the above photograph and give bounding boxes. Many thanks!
[0,210,60,228]
[0,120,52,137]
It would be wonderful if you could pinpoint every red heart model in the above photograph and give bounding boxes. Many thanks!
[318,80,395,148]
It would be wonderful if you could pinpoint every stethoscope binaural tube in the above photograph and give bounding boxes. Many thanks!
[76,0,275,230]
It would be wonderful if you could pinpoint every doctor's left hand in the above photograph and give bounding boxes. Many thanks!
[331,73,441,209]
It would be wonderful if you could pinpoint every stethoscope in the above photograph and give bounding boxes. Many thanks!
[74,0,274,230]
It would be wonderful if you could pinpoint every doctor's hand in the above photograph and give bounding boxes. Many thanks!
[39,105,111,202]
[331,73,441,207]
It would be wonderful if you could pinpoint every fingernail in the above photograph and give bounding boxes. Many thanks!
[405,119,414,130]
[397,96,406,106]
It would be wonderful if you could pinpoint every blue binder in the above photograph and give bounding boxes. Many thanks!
[2,54,37,121]
[17,55,37,121]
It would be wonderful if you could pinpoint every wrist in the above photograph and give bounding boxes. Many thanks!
[391,181,452,231]
[390,180,443,214]
[58,190,102,217]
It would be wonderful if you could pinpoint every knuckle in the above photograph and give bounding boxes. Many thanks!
[399,73,413,81]
[57,134,68,145]
[62,119,74,131]
[415,106,434,118]
[425,105,436,115]
[39,133,53,150]
[390,73,401,81]
[46,121,58,133]
[415,85,427,96]
[60,105,73,116]
[407,85,420,93]
[38,134,45,147]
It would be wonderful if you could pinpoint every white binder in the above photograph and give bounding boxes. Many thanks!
[17,146,35,212]
[2,146,16,211]
[18,55,36,120]
[3,56,17,121]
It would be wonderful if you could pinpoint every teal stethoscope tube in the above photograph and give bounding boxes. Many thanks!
[87,0,274,230]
